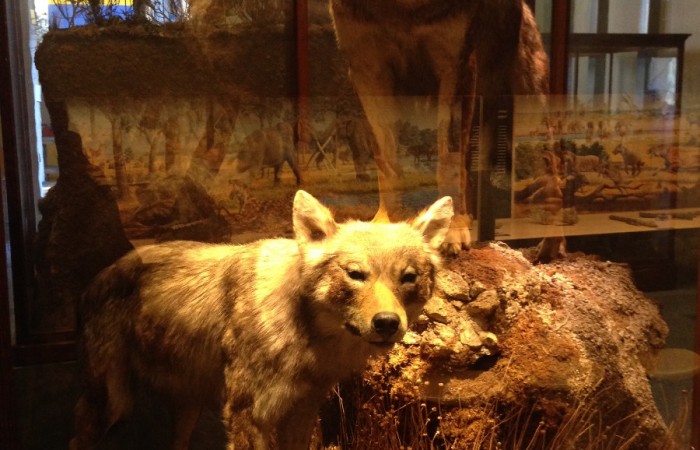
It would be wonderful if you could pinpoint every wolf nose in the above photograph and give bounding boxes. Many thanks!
[372,312,400,338]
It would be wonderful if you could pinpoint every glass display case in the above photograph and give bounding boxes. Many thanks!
[1,1,698,449]
[568,33,690,112]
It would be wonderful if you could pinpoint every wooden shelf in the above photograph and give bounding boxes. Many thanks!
[472,208,700,241]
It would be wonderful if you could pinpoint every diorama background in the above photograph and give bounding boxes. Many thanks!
[510,94,700,232]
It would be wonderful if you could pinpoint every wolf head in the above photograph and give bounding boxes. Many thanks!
[293,190,453,350]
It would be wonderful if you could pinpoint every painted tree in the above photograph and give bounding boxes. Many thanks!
[186,98,239,188]
[136,100,165,174]
[163,102,183,172]
[99,99,131,200]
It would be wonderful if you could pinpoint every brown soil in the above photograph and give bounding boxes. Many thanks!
[319,243,674,450]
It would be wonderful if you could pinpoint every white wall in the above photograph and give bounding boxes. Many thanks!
[608,0,648,33]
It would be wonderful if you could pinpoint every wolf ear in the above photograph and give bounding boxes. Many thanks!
[411,196,454,249]
[293,190,338,243]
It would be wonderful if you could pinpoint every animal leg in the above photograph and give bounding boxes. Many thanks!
[222,396,271,450]
[334,11,472,221]
[286,154,303,185]
[103,365,134,427]
[276,398,321,450]
[361,96,402,218]
[273,164,282,184]
[70,362,133,450]
[430,41,474,253]
[69,386,106,450]
[346,68,403,219]
[170,404,203,450]
[354,156,370,181]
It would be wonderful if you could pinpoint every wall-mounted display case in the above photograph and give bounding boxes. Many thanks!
[568,33,690,112]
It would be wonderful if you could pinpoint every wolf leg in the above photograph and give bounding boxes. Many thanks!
[425,29,474,253]
[69,386,107,450]
[102,365,134,428]
[276,399,321,450]
[222,398,271,450]
[353,90,403,218]
[341,53,404,218]
[70,384,131,448]
[71,342,133,449]
[170,404,203,450]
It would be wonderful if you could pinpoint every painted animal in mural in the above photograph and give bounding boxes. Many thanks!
[613,144,645,176]
[235,122,302,185]
[70,190,453,450]
[329,0,549,251]
[647,143,681,173]
[574,154,603,173]
[333,116,385,181]
[514,150,563,212]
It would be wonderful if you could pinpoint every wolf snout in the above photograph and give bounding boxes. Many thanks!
[371,312,401,339]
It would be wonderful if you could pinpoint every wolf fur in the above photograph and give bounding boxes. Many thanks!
[330,0,549,251]
[70,190,453,450]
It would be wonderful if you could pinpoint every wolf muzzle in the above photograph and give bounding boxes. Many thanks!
[344,310,402,345]
[371,312,401,339]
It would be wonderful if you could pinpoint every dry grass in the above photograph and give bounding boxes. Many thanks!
[317,379,688,450]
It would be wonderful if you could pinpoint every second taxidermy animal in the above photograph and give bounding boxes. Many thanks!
[330,0,549,251]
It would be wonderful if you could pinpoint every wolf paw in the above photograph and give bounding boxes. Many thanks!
[534,236,567,264]
[439,214,471,256]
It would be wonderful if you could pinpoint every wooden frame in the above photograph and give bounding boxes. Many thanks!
[1,1,24,447]
[695,248,700,449]
[0,0,79,367]
[549,0,571,95]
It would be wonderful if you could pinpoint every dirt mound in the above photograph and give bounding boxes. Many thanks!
[321,242,671,450]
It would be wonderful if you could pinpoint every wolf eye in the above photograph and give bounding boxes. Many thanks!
[400,269,417,284]
[347,270,367,281]
[345,264,367,282]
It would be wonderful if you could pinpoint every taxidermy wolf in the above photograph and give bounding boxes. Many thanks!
[70,190,454,450]
[330,0,549,251]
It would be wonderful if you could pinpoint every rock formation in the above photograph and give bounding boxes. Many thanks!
[320,243,671,450]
